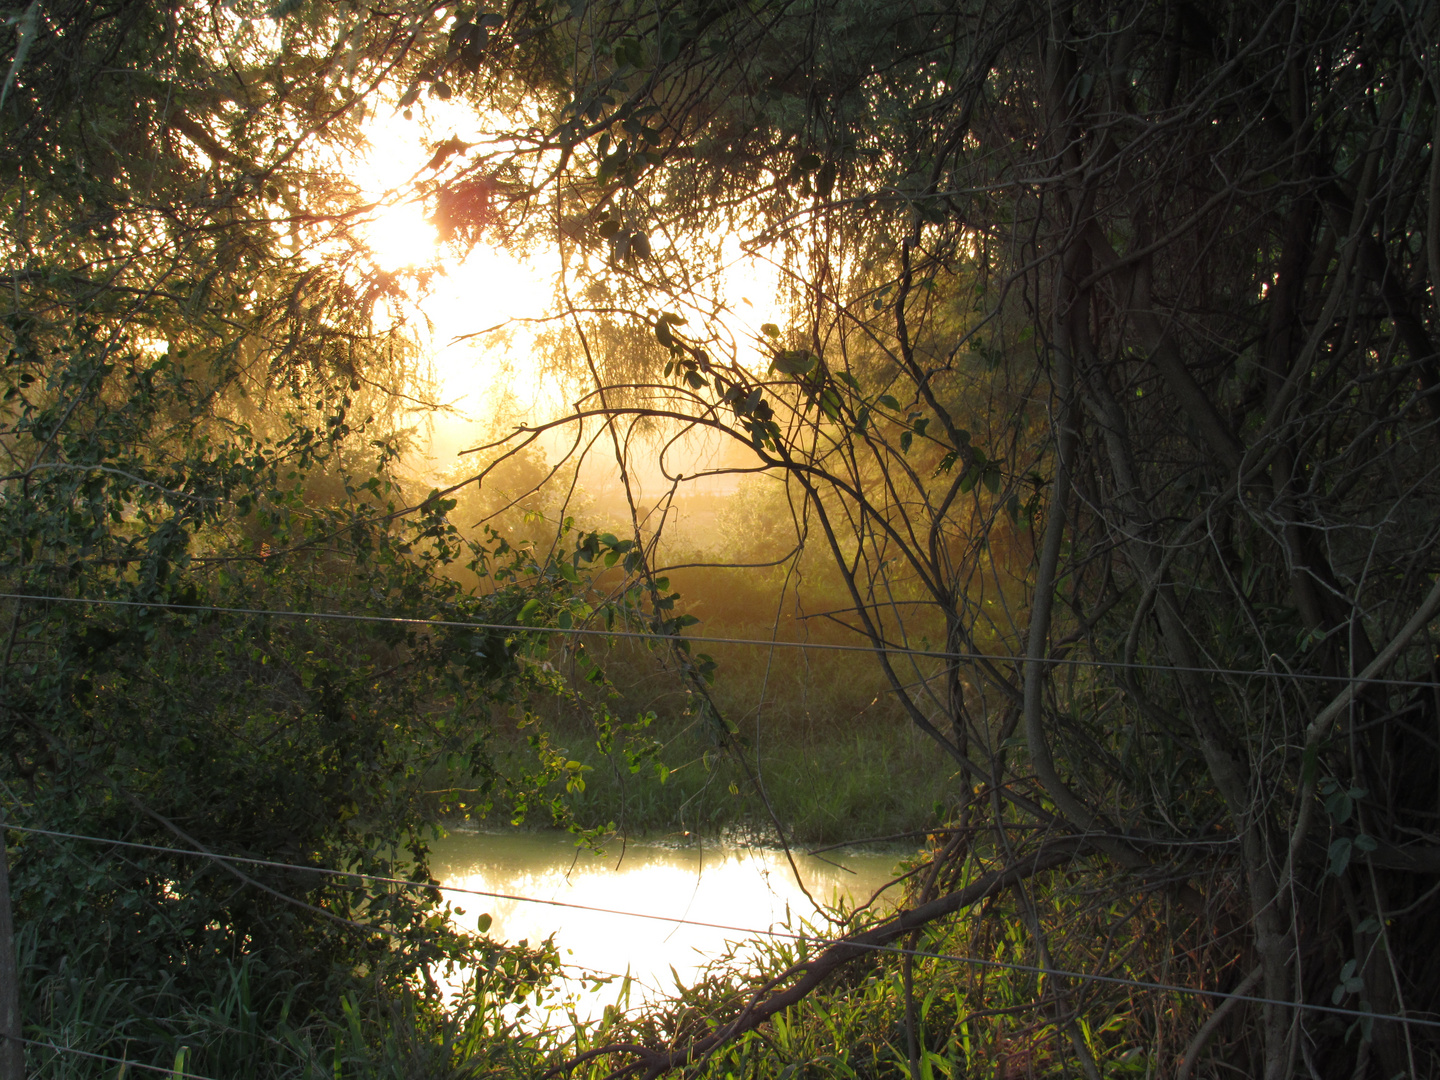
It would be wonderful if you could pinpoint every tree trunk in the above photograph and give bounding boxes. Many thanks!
[0,812,23,1080]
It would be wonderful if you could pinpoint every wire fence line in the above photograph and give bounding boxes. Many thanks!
[2,1033,225,1080]
[3,591,1438,691]
[6,822,1438,1032]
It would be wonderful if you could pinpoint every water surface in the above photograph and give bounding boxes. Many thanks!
[429,830,906,1013]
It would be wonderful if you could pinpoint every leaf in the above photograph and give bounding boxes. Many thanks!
[900,431,913,453]
[654,318,676,347]
[1327,836,1353,877]
[772,350,815,375]
[760,322,780,338]
[878,394,901,410]
[815,160,836,198]
[475,912,493,933]
[424,136,471,170]
[517,599,543,625]
[597,218,621,238]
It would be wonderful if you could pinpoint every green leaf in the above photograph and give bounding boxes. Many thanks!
[1327,837,1353,877]
[760,322,780,338]
[517,599,543,625]
[900,431,913,453]
[772,350,816,375]
[878,394,901,410]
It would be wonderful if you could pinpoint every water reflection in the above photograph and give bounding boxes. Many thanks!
[429,830,904,1014]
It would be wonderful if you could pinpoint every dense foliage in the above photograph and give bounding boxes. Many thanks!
[0,2,587,1072]
[441,0,1440,1076]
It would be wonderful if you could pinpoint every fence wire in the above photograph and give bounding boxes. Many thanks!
[6,821,1438,1032]
[3,591,1437,690]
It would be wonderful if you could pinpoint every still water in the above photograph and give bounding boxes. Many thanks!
[429,830,906,1014]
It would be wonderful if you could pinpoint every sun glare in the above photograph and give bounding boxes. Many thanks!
[361,201,439,271]
[347,104,801,482]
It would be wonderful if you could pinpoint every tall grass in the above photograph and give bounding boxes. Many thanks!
[15,925,578,1079]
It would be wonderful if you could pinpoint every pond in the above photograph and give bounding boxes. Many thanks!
[428,829,909,1017]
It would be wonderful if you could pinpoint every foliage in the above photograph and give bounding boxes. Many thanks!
[7,0,1440,1077]
[0,0,593,1069]
[419,0,1440,1075]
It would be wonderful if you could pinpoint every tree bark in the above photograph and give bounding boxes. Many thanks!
[0,812,23,1080]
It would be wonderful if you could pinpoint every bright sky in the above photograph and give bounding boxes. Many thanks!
[348,105,560,470]
[349,105,792,488]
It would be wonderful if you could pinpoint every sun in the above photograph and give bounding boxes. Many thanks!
[346,107,562,459]
[360,200,439,272]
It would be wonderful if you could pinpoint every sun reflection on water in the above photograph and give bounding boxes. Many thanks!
[429,831,903,1021]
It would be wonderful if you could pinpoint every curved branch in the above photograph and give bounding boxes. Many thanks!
[549,839,1089,1080]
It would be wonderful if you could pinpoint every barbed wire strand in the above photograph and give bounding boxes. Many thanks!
[2,591,1437,690]
[7,822,1438,1031]
[3,1033,225,1080]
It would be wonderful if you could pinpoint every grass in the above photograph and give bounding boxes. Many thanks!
[555,720,955,845]
[466,620,965,846]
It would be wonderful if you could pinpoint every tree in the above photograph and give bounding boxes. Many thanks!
[0,2,591,1069]
[425,0,1440,1074]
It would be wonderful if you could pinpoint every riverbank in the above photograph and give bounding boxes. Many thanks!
[459,629,963,847]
